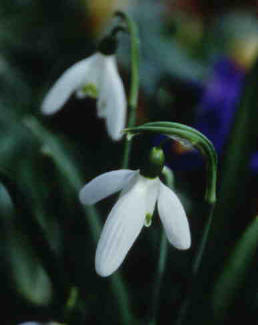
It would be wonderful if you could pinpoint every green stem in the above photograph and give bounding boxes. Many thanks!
[192,203,215,275]
[114,14,140,316]
[116,11,140,169]
[149,231,168,325]
[175,202,215,325]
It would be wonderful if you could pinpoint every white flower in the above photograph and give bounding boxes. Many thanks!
[41,52,126,141]
[18,322,60,325]
[79,169,191,277]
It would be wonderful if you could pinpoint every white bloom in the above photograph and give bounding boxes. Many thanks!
[79,169,191,277]
[41,52,126,141]
[18,322,60,325]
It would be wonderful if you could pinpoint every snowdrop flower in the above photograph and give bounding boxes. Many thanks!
[41,36,126,141]
[79,148,191,277]
[18,322,61,325]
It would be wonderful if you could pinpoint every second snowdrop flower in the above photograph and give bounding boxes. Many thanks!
[18,322,61,325]
[79,147,191,277]
[41,36,126,141]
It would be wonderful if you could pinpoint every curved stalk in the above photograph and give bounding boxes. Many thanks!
[115,11,140,169]
[124,123,217,203]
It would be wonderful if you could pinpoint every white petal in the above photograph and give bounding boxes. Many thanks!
[157,181,191,249]
[75,53,106,99]
[79,169,136,205]
[97,56,126,141]
[95,174,151,277]
[75,89,88,99]
[144,176,160,214]
[142,176,160,226]
[41,54,100,115]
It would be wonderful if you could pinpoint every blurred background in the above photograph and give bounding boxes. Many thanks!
[0,0,257,324]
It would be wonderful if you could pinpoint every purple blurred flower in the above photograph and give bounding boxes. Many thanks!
[157,56,257,172]
[195,57,244,152]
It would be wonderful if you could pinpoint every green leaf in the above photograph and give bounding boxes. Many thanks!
[7,229,53,305]
[212,217,258,320]
[24,117,134,324]
[0,184,53,305]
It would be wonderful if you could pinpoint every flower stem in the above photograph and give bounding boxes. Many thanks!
[176,60,258,325]
[149,231,168,325]
[116,11,140,169]
[175,202,215,325]
[192,203,215,275]
[148,167,174,325]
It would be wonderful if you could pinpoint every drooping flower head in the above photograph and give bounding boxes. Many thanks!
[41,35,126,141]
[79,147,191,277]
[18,321,61,325]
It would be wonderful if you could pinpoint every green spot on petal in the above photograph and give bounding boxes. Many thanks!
[81,83,99,98]
[145,213,152,227]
